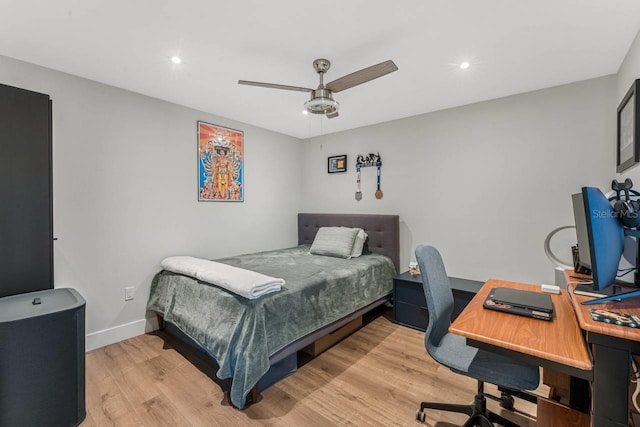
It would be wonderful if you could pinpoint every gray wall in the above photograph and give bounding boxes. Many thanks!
[617,29,640,183]
[615,30,640,273]
[300,76,616,285]
[0,55,303,347]
[617,30,640,108]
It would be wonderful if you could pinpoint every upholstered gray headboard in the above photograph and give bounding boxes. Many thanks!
[297,213,400,272]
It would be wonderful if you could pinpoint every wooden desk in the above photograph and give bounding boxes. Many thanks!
[565,270,640,341]
[565,270,640,427]
[450,279,592,380]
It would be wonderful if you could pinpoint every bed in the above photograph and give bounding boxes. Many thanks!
[146,213,400,408]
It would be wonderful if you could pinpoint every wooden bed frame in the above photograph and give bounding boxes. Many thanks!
[155,212,400,406]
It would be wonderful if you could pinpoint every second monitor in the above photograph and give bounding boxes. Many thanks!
[573,186,640,304]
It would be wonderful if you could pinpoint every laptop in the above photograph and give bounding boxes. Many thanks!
[483,287,554,321]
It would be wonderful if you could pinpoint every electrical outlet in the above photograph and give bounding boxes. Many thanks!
[124,286,135,301]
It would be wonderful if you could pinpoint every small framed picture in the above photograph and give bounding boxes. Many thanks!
[328,155,347,173]
[617,79,640,173]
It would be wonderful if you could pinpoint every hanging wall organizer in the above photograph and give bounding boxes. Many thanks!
[355,153,383,200]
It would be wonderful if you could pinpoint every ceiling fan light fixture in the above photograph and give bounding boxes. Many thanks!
[304,97,339,114]
[304,88,339,114]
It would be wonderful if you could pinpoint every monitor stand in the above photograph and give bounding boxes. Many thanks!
[584,230,640,304]
[585,229,640,305]
[581,287,640,305]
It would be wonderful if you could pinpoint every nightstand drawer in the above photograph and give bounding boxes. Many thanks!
[394,281,427,306]
[453,291,475,320]
[392,272,482,331]
[394,301,428,332]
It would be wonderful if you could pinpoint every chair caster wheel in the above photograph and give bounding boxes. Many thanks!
[499,392,515,410]
[416,409,426,423]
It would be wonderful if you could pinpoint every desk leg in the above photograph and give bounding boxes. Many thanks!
[570,377,590,414]
[592,344,630,427]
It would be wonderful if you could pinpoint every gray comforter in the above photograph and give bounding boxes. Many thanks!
[146,245,395,408]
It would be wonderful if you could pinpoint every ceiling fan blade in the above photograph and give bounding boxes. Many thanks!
[326,60,398,93]
[238,80,313,93]
[327,111,339,119]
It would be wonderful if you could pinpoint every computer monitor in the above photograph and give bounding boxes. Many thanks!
[580,187,624,291]
[575,186,640,304]
[571,192,591,270]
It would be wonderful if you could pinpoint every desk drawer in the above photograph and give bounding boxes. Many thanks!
[394,301,428,331]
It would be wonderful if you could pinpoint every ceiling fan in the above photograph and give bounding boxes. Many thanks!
[238,58,398,119]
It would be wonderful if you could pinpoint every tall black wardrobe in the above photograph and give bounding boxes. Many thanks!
[0,83,53,298]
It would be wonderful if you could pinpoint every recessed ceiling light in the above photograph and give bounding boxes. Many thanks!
[460,61,470,70]
[302,110,309,115]
[171,56,182,64]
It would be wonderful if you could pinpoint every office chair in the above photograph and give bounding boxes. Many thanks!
[414,245,540,426]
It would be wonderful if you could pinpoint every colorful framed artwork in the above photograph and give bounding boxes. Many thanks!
[328,155,347,173]
[198,121,244,201]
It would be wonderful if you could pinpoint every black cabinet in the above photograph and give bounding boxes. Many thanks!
[0,288,86,427]
[393,271,483,331]
[0,83,53,298]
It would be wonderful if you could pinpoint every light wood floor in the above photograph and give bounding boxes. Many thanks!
[81,310,545,426]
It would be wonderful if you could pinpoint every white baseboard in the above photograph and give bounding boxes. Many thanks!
[85,317,159,352]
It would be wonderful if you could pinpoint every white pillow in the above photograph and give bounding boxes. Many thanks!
[309,227,360,259]
[350,229,368,258]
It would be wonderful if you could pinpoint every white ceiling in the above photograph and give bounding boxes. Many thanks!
[1,1,640,139]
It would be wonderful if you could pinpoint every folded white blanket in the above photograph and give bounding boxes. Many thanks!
[160,256,284,299]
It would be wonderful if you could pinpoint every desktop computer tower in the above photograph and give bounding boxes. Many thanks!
[0,288,86,427]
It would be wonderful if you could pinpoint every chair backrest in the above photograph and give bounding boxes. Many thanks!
[415,245,455,354]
